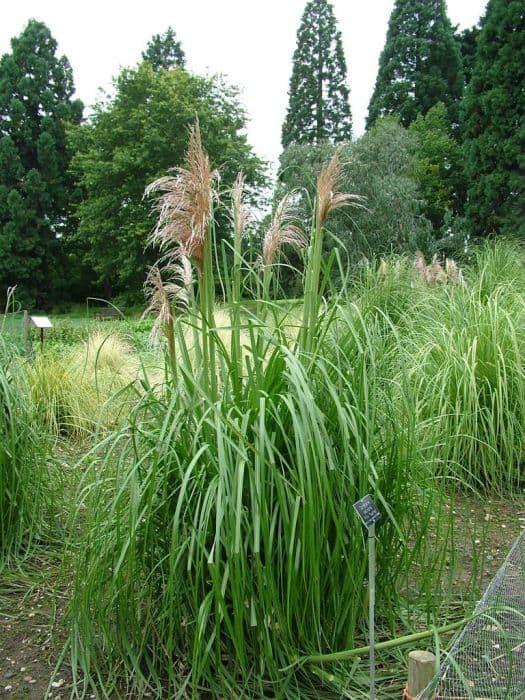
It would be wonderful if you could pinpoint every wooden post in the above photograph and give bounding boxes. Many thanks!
[406,650,436,699]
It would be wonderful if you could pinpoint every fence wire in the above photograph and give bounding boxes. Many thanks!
[421,527,525,699]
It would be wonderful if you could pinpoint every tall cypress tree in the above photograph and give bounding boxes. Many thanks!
[463,0,525,238]
[142,27,185,71]
[281,0,352,147]
[367,0,463,129]
[0,20,83,307]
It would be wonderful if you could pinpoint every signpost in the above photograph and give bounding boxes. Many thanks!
[29,315,53,351]
[353,495,381,700]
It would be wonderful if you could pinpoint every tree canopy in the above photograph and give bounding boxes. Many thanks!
[142,27,186,71]
[409,102,464,231]
[278,118,432,269]
[69,63,266,300]
[0,19,83,307]
[281,0,352,147]
[367,0,463,129]
[463,0,525,239]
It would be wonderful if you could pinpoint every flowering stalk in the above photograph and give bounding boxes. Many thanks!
[229,173,248,400]
[300,149,363,355]
[145,121,218,398]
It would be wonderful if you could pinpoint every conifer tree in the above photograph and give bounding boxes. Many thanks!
[142,27,185,71]
[457,26,481,88]
[463,0,525,238]
[367,0,463,129]
[281,0,352,147]
[0,20,83,307]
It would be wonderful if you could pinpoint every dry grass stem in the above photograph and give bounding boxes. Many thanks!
[316,148,364,229]
[232,171,249,241]
[145,121,218,272]
[143,263,189,343]
[263,194,307,267]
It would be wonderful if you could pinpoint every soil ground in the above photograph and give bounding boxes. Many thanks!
[1,495,524,699]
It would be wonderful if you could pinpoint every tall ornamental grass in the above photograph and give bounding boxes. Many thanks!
[0,339,57,562]
[68,126,451,698]
[405,247,525,493]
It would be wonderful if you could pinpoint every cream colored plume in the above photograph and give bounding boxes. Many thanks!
[145,121,218,273]
[263,194,307,267]
[316,148,364,229]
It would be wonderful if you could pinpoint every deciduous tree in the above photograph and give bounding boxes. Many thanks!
[70,63,266,300]
[277,118,432,275]
[409,102,464,231]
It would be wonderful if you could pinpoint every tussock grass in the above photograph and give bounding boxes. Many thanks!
[0,340,58,563]
[63,126,525,697]
[25,331,143,438]
[408,275,525,493]
[67,133,455,699]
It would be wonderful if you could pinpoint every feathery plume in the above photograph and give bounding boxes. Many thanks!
[143,262,189,344]
[232,171,249,242]
[445,258,463,285]
[316,148,364,229]
[413,250,428,282]
[379,259,389,276]
[145,121,218,273]
[429,255,447,285]
[263,194,307,267]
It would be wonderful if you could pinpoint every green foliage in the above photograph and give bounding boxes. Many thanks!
[278,118,432,268]
[281,0,351,147]
[67,163,451,698]
[457,26,481,88]
[24,330,146,439]
[367,0,463,129]
[0,341,57,562]
[462,0,525,239]
[69,63,266,300]
[408,241,525,493]
[141,27,185,70]
[0,20,83,308]
[409,102,464,230]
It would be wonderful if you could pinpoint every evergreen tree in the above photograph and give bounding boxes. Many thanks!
[457,26,481,87]
[142,27,185,70]
[0,20,83,307]
[281,0,351,147]
[367,0,463,129]
[463,0,525,238]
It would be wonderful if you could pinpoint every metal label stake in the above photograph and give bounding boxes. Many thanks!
[353,494,381,700]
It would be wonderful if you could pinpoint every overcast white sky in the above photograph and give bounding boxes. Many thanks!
[1,1,487,169]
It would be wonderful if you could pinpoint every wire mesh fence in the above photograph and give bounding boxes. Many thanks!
[422,527,525,699]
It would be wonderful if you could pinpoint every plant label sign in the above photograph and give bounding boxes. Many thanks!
[353,495,381,528]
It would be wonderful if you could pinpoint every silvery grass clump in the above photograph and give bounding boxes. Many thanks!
[405,242,525,493]
[0,338,58,563]
[68,126,451,698]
